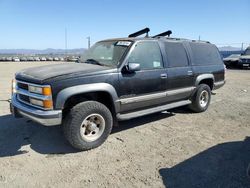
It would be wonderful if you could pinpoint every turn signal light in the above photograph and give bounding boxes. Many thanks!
[43,100,53,109]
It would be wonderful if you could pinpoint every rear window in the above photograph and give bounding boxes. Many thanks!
[164,42,189,67]
[190,43,222,65]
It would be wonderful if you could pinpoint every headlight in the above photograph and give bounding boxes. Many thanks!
[28,85,43,94]
[28,85,52,96]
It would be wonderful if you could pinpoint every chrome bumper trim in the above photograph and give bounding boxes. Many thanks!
[11,94,62,126]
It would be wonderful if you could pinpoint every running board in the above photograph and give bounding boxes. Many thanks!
[117,100,191,121]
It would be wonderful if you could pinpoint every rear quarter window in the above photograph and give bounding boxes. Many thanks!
[164,42,189,67]
[190,43,222,65]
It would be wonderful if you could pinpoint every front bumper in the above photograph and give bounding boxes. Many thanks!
[10,94,62,126]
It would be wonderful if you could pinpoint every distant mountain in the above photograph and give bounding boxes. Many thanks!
[0,48,86,55]
[218,46,241,51]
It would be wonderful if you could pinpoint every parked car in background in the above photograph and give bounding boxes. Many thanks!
[34,57,40,61]
[13,57,20,62]
[0,57,6,61]
[20,57,27,61]
[67,56,79,62]
[40,57,46,61]
[223,54,241,68]
[223,46,250,68]
[6,57,12,61]
[46,57,53,61]
[27,57,34,61]
[238,46,250,68]
[53,57,59,61]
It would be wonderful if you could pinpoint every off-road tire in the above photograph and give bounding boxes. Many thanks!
[63,101,113,151]
[189,84,211,113]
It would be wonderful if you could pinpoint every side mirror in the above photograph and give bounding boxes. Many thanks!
[126,62,141,72]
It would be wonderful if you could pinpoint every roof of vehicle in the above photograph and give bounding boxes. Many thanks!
[99,28,212,45]
[100,36,211,44]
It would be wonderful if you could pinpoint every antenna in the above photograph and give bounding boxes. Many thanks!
[152,30,172,38]
[128,27,150,38]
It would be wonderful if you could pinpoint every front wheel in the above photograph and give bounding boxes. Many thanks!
[63,101,113,151]
[189,84,211,113]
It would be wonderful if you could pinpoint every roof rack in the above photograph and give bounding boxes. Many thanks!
[128,27,150,38]
[153,30,172,38]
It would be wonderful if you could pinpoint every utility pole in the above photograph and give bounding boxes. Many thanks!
[65,28,68,56]
[241,42,244,52]
[86,36,90,49]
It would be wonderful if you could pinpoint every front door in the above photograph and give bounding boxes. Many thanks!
[118,41,167,113]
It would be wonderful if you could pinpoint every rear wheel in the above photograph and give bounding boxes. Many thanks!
[63,101,113,150]
[189,84,211,113]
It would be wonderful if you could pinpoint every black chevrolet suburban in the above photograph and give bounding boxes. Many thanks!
[10,28,225,150]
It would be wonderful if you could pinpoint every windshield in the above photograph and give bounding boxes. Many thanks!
[79,41,131,67]
[244,48,250,55]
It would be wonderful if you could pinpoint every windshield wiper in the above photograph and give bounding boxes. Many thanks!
[85,59,104,66]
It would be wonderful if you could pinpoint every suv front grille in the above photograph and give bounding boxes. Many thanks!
[17,82,28,90]
[18,94,30,103]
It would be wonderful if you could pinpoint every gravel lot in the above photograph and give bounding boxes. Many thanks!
[0,62,250,188]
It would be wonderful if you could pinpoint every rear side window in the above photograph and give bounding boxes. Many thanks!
[190,43,222,65]
[164,42,189,67]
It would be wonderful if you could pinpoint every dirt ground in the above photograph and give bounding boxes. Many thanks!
[0,62,249,188]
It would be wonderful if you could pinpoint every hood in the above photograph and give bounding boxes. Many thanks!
[16,63,110,83]
[240,55,250,59]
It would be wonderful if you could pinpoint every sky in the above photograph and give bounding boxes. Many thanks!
[0,0,249,49]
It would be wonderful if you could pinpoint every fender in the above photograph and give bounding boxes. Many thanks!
[195,74,215,86]
[55,83,120,112]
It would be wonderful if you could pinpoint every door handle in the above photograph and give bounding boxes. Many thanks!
[160,73,168,79]
[187,71,193,76]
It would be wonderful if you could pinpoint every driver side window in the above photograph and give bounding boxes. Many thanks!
[128,41,163,69]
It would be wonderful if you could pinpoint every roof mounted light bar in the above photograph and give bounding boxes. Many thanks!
[153,30,172,38]
[128,27,150,38]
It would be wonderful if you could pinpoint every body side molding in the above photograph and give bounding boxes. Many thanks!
[118,87,195,105]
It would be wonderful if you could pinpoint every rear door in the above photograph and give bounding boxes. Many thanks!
[163,41,195,102]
